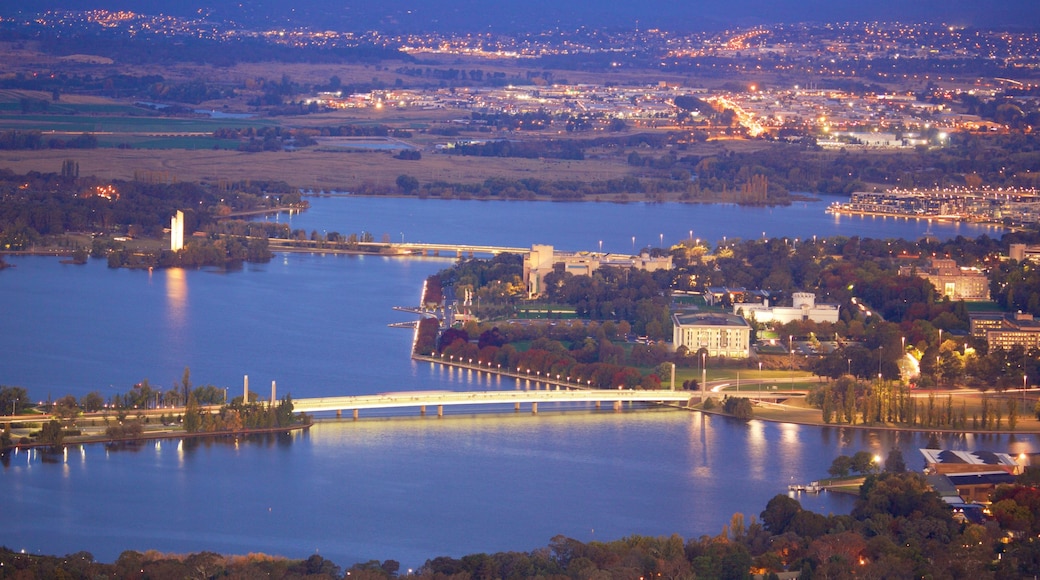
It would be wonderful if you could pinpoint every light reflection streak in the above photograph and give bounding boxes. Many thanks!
[746,420,766,480]
[165,268,187,327]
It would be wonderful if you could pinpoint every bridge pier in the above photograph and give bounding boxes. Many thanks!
[437,405,443,417]
[336,410,341,418]
[515,402,521,412]
[613,401,622,412]
[420,405,426,416]
[595,401,601,410]
[353,409,359,420]
[531,402,538,414]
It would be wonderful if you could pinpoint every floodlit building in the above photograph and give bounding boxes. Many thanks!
[671,312,751,359]
[1009,243,1040,264]
[734,292,840,324]
[170,210,184,252]
[899,258,989,301]
[985,311,1040,351]
[524,244,672,297]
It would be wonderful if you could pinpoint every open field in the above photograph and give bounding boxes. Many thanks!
[0,147,639,191]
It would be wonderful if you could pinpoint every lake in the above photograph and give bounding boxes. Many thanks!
[0,197,1029,569]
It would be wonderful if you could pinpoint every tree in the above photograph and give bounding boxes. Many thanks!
[722,396,753,420]
[0,385,28,415]
[183,393,202,433]
[181,367,192,407]
[396,174,419,194]
[828,455,853,477]
[39,419,65,447]
[760,494,801,534]
[884,448,906,473]
[850,451,876,474]
[80,391,104,412]
[53,394,80,421]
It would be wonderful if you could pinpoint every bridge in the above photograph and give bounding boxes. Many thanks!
[265,238,530,258]
[291,388,695,419]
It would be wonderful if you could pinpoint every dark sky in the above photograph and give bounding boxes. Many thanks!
[10,0,1040,31]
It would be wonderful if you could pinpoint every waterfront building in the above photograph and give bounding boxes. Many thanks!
[920,448,1022,504]
[733,292,840,324]
[170,210,184,252]
[899,258,989,301]
[524,244,672,298]
[671,312,751,359]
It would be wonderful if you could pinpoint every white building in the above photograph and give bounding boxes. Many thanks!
[672,312,751,359]
[734,292,840,324]
[524,244,672,297]
[170,210,184,252]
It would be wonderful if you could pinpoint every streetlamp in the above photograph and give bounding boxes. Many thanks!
[878,346,883,379]
[847,358,852,377]
[631,236,636,253]
[659,233,664,247]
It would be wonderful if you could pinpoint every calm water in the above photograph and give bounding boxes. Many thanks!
[0,198,1028,568]
[276,196,1001,254]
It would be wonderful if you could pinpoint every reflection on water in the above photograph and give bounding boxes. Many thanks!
[164,268,188,328]
[1,412,1037,567]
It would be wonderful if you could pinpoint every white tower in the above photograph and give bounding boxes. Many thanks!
[171,210,184,251]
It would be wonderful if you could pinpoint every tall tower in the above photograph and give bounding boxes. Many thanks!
[170,210,184,251]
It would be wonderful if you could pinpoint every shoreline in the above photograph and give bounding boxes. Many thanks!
[420,355,1040,435]
[1,422,310,453]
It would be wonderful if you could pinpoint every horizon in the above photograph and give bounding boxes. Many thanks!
[3,0,1039,32]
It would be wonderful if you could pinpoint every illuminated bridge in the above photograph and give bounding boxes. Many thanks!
[265,238,529,258]
[291,389,695,419]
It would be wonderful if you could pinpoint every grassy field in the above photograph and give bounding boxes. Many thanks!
[0,147,639,191]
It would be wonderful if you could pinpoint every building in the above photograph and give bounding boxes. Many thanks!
[1009,243,1040,264]
[969,312,1007,341]
[170,210,184,252]
[920,449,1023,504]
[899,258,989,301]
[734,292,840,324]
[524,244,672,298]
[671,312,751,359]
[985,311,1040,351]
[705,287,770,306]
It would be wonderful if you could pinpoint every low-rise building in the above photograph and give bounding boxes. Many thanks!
[734,292,840,324]
[986,311,1040,351]
[672,312,751,359]
[920,449,1023,504]
[899,258,989,301]
[524,244,672,297]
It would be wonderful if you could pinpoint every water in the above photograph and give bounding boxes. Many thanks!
[0,198,1028,568]
[272,196,1001,255]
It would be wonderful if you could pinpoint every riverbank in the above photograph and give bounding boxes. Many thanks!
[421,354,1040,434]
[1,421,310,453]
